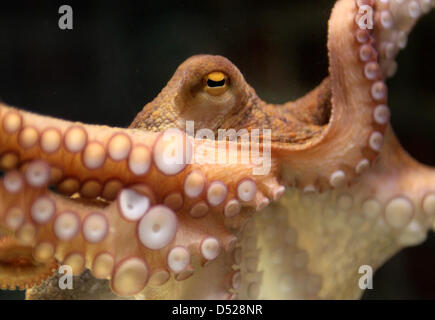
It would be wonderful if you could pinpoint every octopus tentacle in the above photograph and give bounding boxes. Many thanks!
[369,0,435,228]
[373,0,435,78]
[0,101,284,297]
[359,126,435,243]
[242,126,435,299]
[0,103,280,218]
[279,0,390,191]
[0,154,267,297]
[139,240,239,299]
[0,235,58,290]
[134,130,433,300]
[236,0,435,300]
[247,202,323,300]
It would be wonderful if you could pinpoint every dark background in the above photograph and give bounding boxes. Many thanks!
[0,0,434,299]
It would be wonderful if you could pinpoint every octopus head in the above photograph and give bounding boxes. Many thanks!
[131,54,254,133]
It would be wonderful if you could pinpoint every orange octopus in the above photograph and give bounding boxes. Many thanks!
[0,0,434,299]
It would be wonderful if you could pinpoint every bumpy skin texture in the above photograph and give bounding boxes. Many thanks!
[0,0,433,299]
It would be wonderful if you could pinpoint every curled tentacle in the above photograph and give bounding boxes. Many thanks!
[238,0,435,300]
[369,0,435,235]
[373,0,435,78]
[273,0,390,190]
[0,155,264,297]
[0,101,282,298]
[0,103,280,220]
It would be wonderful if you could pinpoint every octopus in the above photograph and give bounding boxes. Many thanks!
[0,0,434,300]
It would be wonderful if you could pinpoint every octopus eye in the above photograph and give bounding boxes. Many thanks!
[203,71,229,96]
